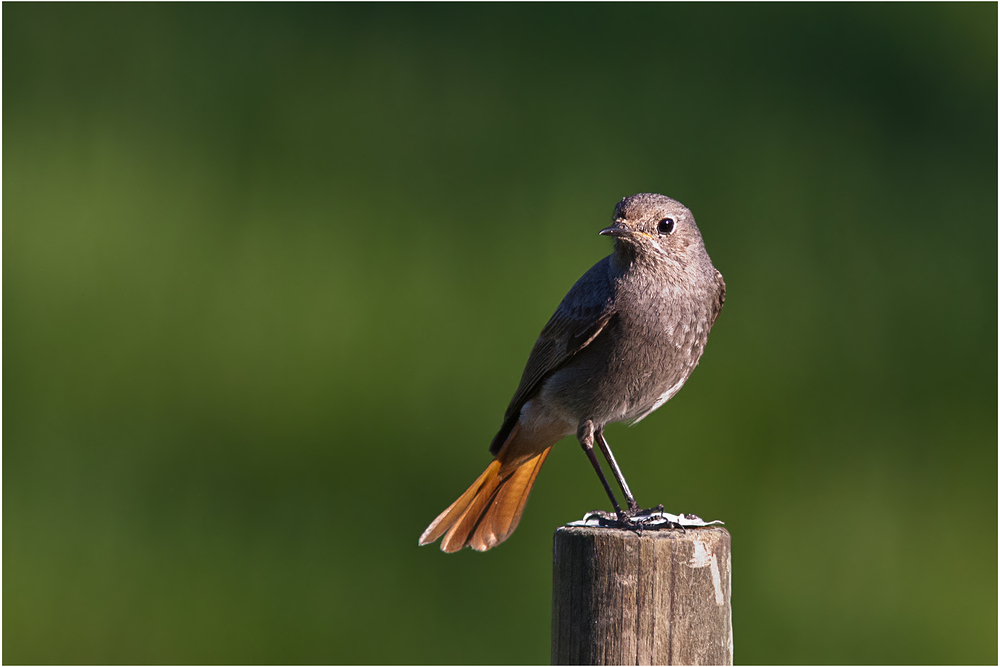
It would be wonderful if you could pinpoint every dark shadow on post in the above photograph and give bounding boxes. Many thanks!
[551,526,732,666]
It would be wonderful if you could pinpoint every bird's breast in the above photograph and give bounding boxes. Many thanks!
[539,284,713,427]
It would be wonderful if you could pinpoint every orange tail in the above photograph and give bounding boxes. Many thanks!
[419,425,556,552]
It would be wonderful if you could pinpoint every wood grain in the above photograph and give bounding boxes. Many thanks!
[551,526,732,665]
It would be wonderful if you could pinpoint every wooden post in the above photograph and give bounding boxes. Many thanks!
[551,526,732,666]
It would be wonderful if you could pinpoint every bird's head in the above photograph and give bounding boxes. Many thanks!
[600,193,706,268]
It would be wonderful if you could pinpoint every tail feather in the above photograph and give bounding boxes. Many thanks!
[419,422,558,552]
[440,464,504,553]
[469,447,551,551]
[418,460,501,548]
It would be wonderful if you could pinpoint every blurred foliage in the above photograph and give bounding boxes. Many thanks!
[3,3,996,664]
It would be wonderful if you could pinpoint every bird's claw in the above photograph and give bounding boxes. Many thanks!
[571,506,723,531]
[580,505,684,531]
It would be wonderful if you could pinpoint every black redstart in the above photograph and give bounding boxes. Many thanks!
[419,193,725,552]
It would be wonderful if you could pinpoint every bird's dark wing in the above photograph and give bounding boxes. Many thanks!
[489,258,617,454]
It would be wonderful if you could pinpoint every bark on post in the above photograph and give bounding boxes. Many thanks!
[551,525,732,666]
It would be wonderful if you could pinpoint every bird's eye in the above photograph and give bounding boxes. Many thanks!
[657,218,675,235]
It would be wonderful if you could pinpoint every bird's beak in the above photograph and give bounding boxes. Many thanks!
[599,220,632,237]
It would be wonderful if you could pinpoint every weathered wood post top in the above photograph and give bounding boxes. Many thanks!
[551,525,732,666]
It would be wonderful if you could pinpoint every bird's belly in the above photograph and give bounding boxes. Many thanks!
[539,322,697,427]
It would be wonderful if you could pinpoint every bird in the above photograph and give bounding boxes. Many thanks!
[419,193,725,553]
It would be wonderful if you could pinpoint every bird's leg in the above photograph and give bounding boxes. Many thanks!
[577,420,625,521]
[595,429,639,515]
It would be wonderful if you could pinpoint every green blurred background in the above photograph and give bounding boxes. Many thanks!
[4,3,996,664]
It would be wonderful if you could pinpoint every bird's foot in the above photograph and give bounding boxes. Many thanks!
[623,505,686,532]
[579,505,683,530]
[580,510,621,527]
[570,507,724,530]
